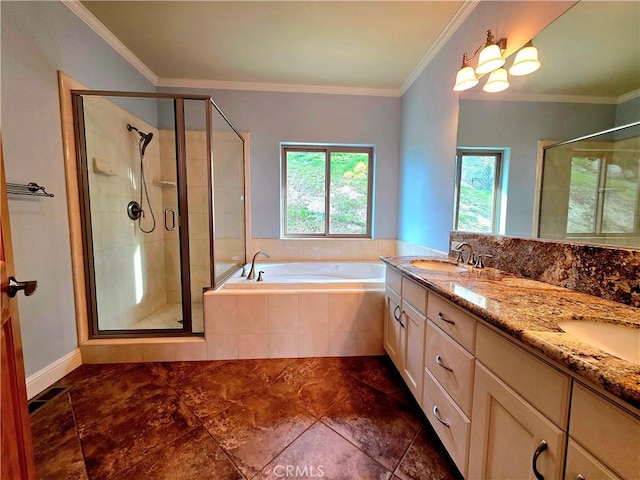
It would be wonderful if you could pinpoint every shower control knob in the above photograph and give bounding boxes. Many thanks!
[7,276,38,298]
[127,201,143,220]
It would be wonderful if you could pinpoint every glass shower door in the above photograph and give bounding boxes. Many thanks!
[78,95,186,333]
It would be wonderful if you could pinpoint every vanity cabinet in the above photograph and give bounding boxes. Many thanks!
[383,283,402,367]
[382,265,640,480]
[422,292,477,476]
[469,324,570,479]
[383,269,426,402]
[566,382,640,479]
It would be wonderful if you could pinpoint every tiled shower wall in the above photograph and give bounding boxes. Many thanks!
[450,232,640,308]
[84,97,166,329]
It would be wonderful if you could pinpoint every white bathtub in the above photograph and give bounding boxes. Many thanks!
[204,261,386,359]
[222,261,385,289]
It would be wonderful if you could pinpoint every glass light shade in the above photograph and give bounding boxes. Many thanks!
[453,66,479,92]
[508,45,541,76]
[483,68,510,93]
[475,44,505,75]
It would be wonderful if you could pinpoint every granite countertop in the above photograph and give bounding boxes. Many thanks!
[381,255,640,410]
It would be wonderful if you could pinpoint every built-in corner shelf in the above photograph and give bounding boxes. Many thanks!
[153,179,177,188]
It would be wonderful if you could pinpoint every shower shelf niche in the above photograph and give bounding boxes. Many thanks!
[92,157,117,176]
[153,179,177,188]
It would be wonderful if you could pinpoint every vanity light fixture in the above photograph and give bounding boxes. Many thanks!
[453,30,507,92]
[483,67,510,93]
[508,40,541,76]
[453,30,541,93]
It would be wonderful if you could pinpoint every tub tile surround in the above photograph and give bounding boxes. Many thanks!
[246,238,396,261]
[450,232,640,308]
[381,255,640,409]
[204,290,385,360]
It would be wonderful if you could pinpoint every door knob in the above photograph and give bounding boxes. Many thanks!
[7,276,37,298]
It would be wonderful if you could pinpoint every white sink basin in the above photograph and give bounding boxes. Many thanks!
[409,259,470,272]
[557,320,640,365]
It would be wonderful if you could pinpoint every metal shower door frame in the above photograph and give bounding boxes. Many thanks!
[71,90,217,338]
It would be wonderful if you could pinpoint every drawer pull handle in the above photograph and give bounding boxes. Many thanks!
[532,439,548,480]
[438,312,455,325]
[435,355,454,372]
[393,305,400,322]
[432,406,450,428]
[399,310,405,329]
[575,475,585,480]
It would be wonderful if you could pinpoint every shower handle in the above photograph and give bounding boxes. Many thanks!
[164,208,177,231]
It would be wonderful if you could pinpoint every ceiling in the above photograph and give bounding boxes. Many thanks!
[80,1,639,99]
[81,1,464,92]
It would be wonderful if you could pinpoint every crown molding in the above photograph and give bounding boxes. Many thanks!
[400,0,480,95]
[460,91,621,105]
[618,88,640,104]
[156,77,401,97]
[60,0,158,85]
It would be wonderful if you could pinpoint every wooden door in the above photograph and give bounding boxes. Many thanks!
[0,136,36,479]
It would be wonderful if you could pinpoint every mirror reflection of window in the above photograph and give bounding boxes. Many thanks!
[454,150,503,234]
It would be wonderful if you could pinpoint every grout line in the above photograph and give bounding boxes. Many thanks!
[392,424,423,478]
[65,391,91,480]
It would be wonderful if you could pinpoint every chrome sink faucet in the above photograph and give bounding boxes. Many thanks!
[247,250,271,280]
[453,242,474,265]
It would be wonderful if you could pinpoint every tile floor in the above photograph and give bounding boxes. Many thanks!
[130,302,204,332]
[30,356,462,480]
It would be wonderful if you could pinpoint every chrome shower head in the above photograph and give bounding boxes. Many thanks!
[127,124,153,155]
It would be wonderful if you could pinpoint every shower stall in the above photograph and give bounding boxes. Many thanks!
[72,91,245,336]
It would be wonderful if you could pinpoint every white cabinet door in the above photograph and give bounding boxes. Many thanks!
[564,439,620,480]
[469,363,566,480]
[383,287,402,369]
[400,301,426,401]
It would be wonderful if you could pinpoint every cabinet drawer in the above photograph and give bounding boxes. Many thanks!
[425,321,475,416]
[565,439,620,480]
[475,324,570,429]
[570,382,640,479]
[427,293,476,352]
[385,267,402,294]
[402,277,426,315]
[423,368,470,477]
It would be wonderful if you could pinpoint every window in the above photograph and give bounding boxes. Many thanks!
[282,145,373,237]
[454,150,503,233]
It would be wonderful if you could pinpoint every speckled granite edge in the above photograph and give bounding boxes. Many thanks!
[381,256,640,411]
[450,232,640,308]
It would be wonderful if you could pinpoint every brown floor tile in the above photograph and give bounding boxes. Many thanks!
[339,356,408,395]
[166,359,281,422]
[205,388,316,478]
[269,357,363,417]
[53,363,140,391]
[68,363,171,421]
[74,389,199,478]
[321,381,423,471]
[256,422,392,480]
[111,427,243,480]
[395,426,462,480]
[30,393,88,480]
[32,357,459,480]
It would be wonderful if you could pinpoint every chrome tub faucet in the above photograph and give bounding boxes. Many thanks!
[247,250,271,280]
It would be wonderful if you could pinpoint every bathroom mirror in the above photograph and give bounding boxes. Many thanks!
[455,0,640,248]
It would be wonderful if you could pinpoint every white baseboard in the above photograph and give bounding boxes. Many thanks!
[26,348,82,399]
